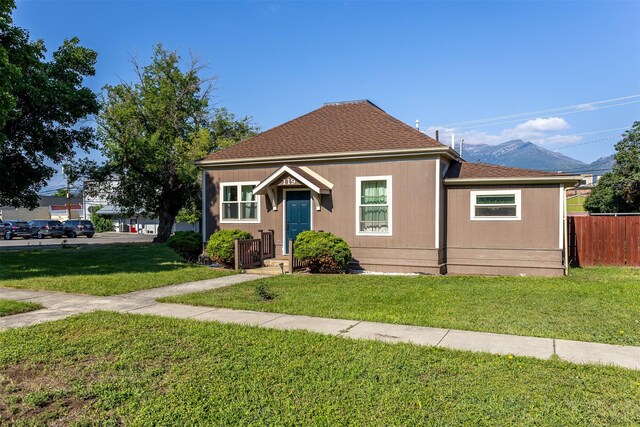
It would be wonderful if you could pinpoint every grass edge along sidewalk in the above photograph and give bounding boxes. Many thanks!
[0,243,235,296]
[161,267,640,346]
[0,299,42,317]
[1,311,639,425]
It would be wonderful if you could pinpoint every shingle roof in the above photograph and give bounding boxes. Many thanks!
[446,162,570,179]
[201,100,445,162]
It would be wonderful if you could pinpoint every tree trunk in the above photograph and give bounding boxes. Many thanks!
[154,209,177,243]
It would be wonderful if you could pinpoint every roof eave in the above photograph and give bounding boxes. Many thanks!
[443,176,582,186]
[195,146,459,168]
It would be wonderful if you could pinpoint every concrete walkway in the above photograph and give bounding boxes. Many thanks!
[1,275,639,370]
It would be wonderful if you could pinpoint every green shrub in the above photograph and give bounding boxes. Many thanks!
[293,231,352,273]
[206,229,253,267]
[167,231,202,262]
[89,205,113,233]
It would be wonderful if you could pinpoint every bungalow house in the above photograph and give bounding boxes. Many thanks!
[196,100,579,276]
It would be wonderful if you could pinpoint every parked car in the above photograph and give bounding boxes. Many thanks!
[28,220,65,239]
[0,220,4,235]
[63,219,95,238]
[2,220,32,240]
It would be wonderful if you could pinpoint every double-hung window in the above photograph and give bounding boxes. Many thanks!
[220,182,260,222]
[356,176,392,236]
[470,190,521,220]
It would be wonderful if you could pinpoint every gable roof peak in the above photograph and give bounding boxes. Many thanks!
[323,99,383,110]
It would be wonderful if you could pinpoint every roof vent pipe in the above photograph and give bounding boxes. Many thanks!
[451,134,455,150]
[435,130,439,142]
[415,119,420,130]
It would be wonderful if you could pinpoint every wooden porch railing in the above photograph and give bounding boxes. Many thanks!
[258,229,276,260]
[234,238,262,270]
[232,230,276,271]
[288,239,305,274]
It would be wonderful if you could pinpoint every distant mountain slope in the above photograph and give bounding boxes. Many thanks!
[462,140,588,172]
[584,155,615,176]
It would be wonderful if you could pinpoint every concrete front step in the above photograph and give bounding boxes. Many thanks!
[263,258,289,268]
[245,266,286,275]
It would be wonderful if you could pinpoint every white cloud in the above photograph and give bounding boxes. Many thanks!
[576,103,595,111]
[513,117,570,133]
[424,116,580,148]
[540,134,582,145]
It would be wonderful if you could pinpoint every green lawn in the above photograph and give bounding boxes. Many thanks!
[0,244,234,296]
[0,312,638,425]
[0,300,42,317]
[163,267,640,346]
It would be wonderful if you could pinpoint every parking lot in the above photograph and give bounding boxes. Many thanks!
[0,232,155,250]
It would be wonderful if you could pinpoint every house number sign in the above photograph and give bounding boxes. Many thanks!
[279,177,299,186]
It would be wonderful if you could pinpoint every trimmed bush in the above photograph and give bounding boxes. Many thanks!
[89,205,114,233]
[293,231,352,273]
[206,229,253,267]
[167,231,202,262]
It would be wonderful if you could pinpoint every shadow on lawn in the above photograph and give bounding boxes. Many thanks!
[0,243,206,280]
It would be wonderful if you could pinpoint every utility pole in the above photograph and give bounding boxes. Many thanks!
[62,165,71,220]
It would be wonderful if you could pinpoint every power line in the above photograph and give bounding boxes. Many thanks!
[543,126,628,141]
[552,135,621,151]
[433,94,640,128]
[453,100,640,130]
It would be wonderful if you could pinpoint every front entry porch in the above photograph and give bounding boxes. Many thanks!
[252,164,334,255]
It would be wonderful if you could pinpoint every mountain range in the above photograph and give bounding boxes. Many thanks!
[461,140,614,174]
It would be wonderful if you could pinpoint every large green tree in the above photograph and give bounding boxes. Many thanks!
[0,0,99,208]
[584,121,640,213]
[97,45,256,242]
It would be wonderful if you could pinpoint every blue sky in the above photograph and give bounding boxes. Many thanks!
[12,0,640,191]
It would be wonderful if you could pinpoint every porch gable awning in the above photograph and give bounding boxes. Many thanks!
[253,165,333,211]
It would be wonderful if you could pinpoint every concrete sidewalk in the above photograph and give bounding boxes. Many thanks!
[1,275,639,370]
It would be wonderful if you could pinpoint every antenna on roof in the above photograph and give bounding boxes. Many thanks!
[415,119,420,130]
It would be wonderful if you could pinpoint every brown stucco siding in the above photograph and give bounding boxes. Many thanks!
[204,157,440,270]
[445,183,564,275]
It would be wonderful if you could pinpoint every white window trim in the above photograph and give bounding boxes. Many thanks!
[355,175,392,236]
[219,181,261,224]
[470,189,521,221]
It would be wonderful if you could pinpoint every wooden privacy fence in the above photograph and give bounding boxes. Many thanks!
[568,215,640,267]
[233,230,275,270]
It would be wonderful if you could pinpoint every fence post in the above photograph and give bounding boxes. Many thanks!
[269,229,275,258]
[259,238,264,267]
[234,239,240,271]
[288,239,293,274]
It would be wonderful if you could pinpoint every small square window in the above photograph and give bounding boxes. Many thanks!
[470,190,521,221]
